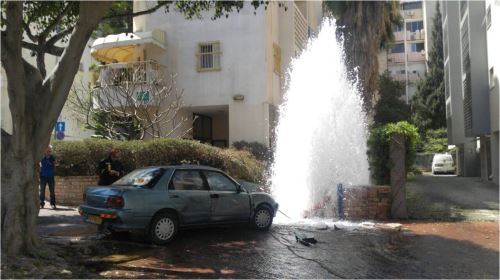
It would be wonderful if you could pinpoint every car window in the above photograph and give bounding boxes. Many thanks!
[204,171,238,192]
[112,168,165,187]
[169,170,207,191]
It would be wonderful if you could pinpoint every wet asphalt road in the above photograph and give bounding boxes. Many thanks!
[38,208,499,279]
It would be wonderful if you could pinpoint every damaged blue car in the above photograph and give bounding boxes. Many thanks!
[79,165,278,244]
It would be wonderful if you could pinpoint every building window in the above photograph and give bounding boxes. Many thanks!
[197,41,221,71]
[402,1,422,10]
[410,43,425,52]
[390,43,405,53]
[490,67,495,89]
[273,43,281,75]
[406,21,424,32]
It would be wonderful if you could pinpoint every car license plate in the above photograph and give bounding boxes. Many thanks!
[87,214,102,225]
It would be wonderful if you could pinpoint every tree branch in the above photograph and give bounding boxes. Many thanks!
[102,1,169,20]
[39,2,74,38]
[22,22,38,43]
[46,27,74,47]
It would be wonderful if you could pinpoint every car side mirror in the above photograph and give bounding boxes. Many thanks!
[236,185,242,193]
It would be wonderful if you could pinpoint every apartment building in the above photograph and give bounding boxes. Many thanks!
[441,0,499,185]
[379,0,435,103]
[90,1,322,147]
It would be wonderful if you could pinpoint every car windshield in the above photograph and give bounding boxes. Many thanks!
[113,167,166,187]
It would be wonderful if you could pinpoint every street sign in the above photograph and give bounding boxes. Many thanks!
[56,131,65,140]
[55,122,65,132]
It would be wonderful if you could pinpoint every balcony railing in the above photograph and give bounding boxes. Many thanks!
[392,73,421,82]
[393,30,426,42]
[95,60,166,87]
[387,52,426,64]
[408,52,425,62]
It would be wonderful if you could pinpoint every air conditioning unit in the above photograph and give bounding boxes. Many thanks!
[405,10,415,16]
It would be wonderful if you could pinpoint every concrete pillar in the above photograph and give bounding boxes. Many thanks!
[390,133,407,219]
[463,138,481,177]
[480,136,489,181]
[492,132,499,186]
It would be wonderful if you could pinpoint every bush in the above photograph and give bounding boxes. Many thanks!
[421,128,447,153]
[367,121,421,185]
[232,141,272,162]
[52,139,264,183]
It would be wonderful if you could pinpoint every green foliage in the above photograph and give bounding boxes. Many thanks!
[421,128,448,153]
[51,139,264,183]
[411,2,446,133]
[367,121,421,185]
[232,141,272,162]
[373,71,411,126]
[93,1,133,38]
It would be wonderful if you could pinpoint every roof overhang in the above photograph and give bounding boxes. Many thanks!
[91,30,166,62]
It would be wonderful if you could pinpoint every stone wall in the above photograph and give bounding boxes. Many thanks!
[342,185,392,220]
[41,176,99,206]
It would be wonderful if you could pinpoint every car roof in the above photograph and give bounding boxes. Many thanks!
[139,165,222,171]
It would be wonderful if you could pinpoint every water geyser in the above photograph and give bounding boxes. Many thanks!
[270,20,370,220]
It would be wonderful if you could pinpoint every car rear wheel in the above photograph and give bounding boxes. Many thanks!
[253,205,273,230]
[149,212,178,245]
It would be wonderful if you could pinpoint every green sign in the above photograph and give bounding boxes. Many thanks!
[137,91,150,103]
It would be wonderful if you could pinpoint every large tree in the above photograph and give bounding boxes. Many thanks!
[323,1,401,111]
[373,71,410,126]
[1,0,268,256]
[411,2,446,133]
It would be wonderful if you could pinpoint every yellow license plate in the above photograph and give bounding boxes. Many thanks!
[87,214,102,225]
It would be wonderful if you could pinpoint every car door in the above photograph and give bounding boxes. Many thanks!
[167,169,211,225]
[203,170,251,222]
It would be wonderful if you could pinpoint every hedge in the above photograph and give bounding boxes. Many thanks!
[52,139,264,183]
[367,121,421,185]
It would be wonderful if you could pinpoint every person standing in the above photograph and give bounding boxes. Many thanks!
[39,145,58,209]
[97,148,125,185]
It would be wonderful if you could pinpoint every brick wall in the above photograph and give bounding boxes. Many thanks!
[42,176,98,206]
[343,185,392,220]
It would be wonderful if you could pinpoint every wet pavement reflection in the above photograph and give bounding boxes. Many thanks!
[38,207,499,279]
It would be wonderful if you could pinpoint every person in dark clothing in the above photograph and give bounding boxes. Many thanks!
[39,145,58,209]
[97,148,125,185]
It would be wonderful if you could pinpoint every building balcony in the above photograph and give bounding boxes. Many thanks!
[92,61,167,110]
[406,29,425,41]
[391,73,421,83]
[407,52,425,62]
[393,30,426,42]
[388,53,405,64]
[387,52,426,64]
[94,60,166,87]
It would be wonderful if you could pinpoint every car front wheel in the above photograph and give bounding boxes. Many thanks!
[149,212,178,245]
[253,205,273,230]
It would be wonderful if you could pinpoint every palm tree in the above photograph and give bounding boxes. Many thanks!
[324,1,401,112]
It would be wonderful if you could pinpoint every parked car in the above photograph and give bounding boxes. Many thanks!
[431,153,455,174]
[79,165,279,244]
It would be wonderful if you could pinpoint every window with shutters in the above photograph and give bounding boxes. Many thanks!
[197,41,221,71]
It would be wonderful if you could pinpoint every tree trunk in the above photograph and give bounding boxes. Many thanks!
[1,132,41,255]
[1,1,112,256]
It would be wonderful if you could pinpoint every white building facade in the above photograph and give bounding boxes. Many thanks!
[441,0,499,185]
[90,1,323,147]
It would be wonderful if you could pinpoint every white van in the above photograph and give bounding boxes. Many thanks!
[431,153,455,174]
